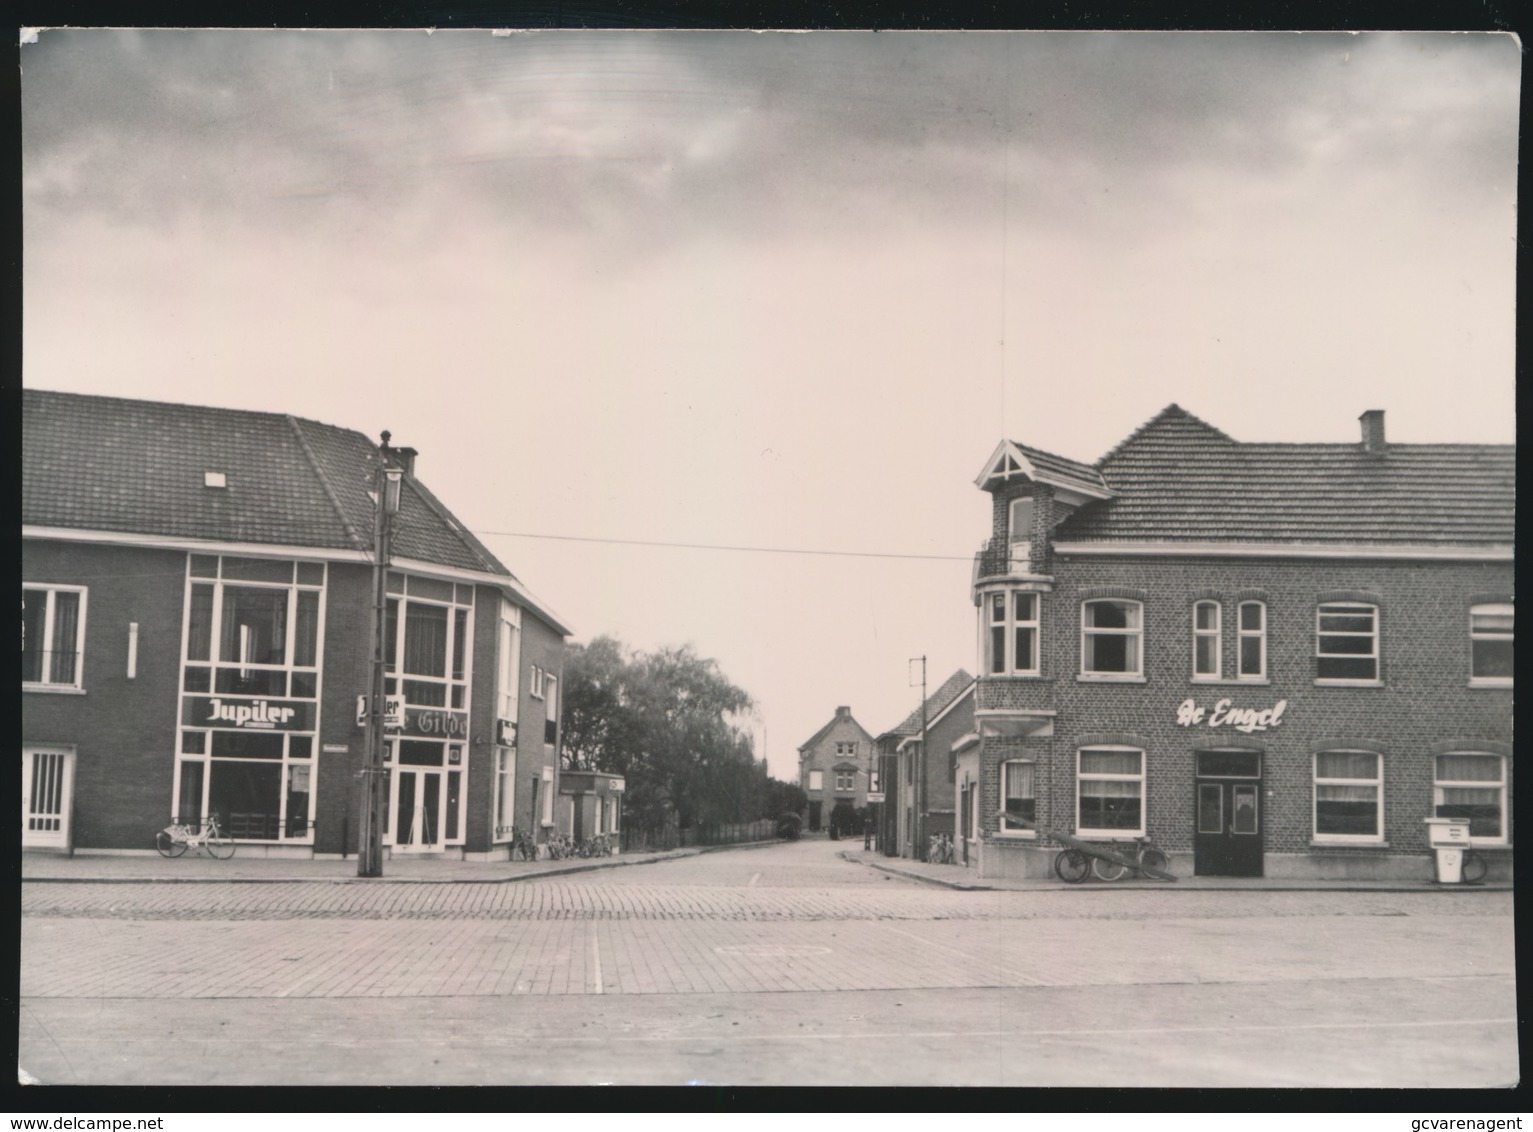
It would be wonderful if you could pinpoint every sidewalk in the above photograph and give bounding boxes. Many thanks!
[21,839,780,885]
[837,847,1513,894]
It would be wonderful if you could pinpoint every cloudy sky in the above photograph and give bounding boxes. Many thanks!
[22,29,1519,778]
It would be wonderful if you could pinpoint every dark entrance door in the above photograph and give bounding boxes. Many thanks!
[1194,749,1263,876]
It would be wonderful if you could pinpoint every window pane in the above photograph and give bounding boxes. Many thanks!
[215,667,287,696]
[1316,752,1377,780]
[221,558,293,584]
[1004,762,1034,799]
[1080,789,1140,830]
[49,591,80,685]
[221,587,288,666]
[187,584,214,662]
[183,666,211,692]
[1315,788,1378,836]
[1195,603,1218,630]
[1080,749,1141,776]
[1317,656,1376,680]
[1319,611,1374,633]
[1239,636,1263,676]
[990,594,1005,623]
[181,730,207,754]
[21,590,45,682]
[208,761,283,840]
[1436,791,1502,837]
[1013,593,1036,621]
[1086,634,1130,672]
[290,671,317,698]
[1194,636,1217,675]
[404,679,447,706]
[177,760,205,825]
[189,555,219,578]
[288,735,312,759]
[399,741,444,766]
[1436,755,1502,782]
[403,603,449,676]
[293,590,320,668]
[1472,639,1513,679]
[1232,786,1258,834]
[1239,603,1263,631]
[1471,606,1514,632]
[1086,601,1137,629]
[1319,634,1374,655]
[452,608,468,681]
[989,625,1006,674]
[1198,783,1223,833]
[1197,750,1260,777]
[296,562,325,586]
[285,764,312,837]
[1014,626,1035,671]
[210,731,285,760]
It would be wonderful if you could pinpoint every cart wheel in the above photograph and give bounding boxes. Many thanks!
[1054,849,1090,884]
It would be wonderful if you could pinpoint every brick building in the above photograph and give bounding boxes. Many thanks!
[967,405,1513,881]
[797,706,876,833]
[873,670,973,861]
[22,389,582,860]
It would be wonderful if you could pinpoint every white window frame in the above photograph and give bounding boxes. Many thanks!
[1315,602,1380,685]
[834,768,856,792]
[998,759,1037,838]
[493,746,516,841]
[1192,601,1221,680]
[1075,746,1145,838]
[1312,750,1384,844]
[22,584,88,692]
[1433,753,1507,847]
[808,769,824,792]
[985,589,1040,676]
[1468,603,1513,687]
[530,664,545,698]
[1080,599,1143,679]
[497,600,521,720]
[1237,601,1267,681]
[1008,496,1034,571]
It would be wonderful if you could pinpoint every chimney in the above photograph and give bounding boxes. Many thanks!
[835,706,850,718]
[391,447,419,476]
[1359,410,1386,456]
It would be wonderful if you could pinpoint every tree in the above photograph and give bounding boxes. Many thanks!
[562,636,798,836]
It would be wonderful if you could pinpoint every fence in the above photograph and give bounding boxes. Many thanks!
[621,818,776,853]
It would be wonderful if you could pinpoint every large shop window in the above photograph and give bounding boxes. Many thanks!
[384,589,472,711]
[1434,754,1507,844]
[178,558,324,842]
[1077,747,1144,836]
[22,585,87,689]
[494,748,516,840]
[1315,602,1379,683]
[1081,600,1142,678]
[1000,760,1036,834]
[1469,604,1513,686]
[1313,751,1383,841]
[987,590,1039,675]
[1237,601,1267,680]
[1192,601,1220,678]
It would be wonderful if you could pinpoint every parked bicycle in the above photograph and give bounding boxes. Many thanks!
[927,832,955,865]
[156,814,235,860]
[578,833,614,858]
[1053,836,1168,883]
[510,827,539,862]
[545,829,574,860]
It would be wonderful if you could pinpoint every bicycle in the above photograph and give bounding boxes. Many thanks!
[510,827,539,862]
[156,814,236,860]
[1089,836,1169,882]
[927,832,955,865]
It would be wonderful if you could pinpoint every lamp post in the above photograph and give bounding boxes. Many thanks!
[357,433,403,878]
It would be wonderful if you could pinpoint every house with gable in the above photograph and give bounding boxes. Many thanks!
[22,388,584,860]
[796,705,876,833]
[874,669,974,862]
[968,404,1513,881]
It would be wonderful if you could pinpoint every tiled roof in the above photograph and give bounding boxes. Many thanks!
[796,711,873,753]
[1054,405,1515,546]
[880,669,974,740]
[1013,444,1111,497]
[22,389,514,576]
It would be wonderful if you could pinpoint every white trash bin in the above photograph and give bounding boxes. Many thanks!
[1424,818,1471,884]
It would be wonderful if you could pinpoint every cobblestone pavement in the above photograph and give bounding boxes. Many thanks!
[19,838,1518,1087]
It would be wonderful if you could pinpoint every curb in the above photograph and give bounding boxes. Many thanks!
[21,839,783,886]
[839,852,1512,894]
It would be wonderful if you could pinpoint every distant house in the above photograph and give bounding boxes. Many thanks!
[796,706,876,833]
[874,670,974,861]
[22,389,580,860]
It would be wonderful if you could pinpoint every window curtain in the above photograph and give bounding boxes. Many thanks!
[1316,752,1377,780]
[220,587,288,666]
[403,603,448,676]
[1080,750,1141,776]
[49,592,79,684]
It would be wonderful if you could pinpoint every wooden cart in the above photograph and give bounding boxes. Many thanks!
[1001,813,1177,881]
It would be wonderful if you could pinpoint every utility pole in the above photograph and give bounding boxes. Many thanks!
[910,655,927,861]
[357,433,404,878]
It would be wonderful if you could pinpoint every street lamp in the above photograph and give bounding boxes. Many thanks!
[357,435,404,878]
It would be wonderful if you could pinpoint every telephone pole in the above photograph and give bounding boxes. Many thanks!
[357,433,404,878]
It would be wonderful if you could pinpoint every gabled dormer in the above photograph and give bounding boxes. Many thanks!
[974,440,1113,578]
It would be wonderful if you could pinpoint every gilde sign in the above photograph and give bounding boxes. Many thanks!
[1176,697,1288,734]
